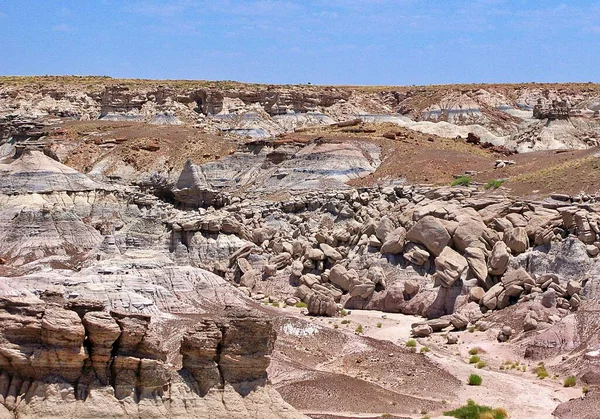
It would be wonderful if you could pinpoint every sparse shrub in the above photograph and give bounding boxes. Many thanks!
[468,348,479,355]
[341,309,349,316]
[452,176,472,187]
[420,346,430,353]
[377,322,383,328]
[469,355,481,364]
[334,324,339,329]
[468,374,483,386]
[484,179,505,190]
[295,301,307,308]
[272,302,280,308]
[476,361,486,369]
[341,319,351,324]
[444,399,507,419]
[355,324,364,334]
[583,386,589,394]
[406,339,417,347]
[535,364,549,379]
[468,326,476,333]
[409,347,417,353]
[564,376,577,387]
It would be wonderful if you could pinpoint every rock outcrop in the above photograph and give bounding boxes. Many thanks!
[0,297,301,418]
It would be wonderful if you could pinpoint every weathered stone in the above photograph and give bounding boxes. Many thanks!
[434,247,468,287]
[503,227,529,254]
[488,240,510,275]
[406,216,452,256]
[380,226,407,254]
[402,242,430,265]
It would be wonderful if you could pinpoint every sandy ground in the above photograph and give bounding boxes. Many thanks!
[269,305,584,419]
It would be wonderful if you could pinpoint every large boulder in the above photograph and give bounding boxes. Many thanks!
[329,264,351,291]
[380,226,407,254]
[375,217,395,242]
[434,247,468,287]
[453,217,486,252]
[464,246,488,283]
[488,240,510,275]
[503,227,529,254]
[406,216,452,256]
[307,293,337,316]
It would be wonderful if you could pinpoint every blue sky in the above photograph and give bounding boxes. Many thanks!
[1,1,599,85]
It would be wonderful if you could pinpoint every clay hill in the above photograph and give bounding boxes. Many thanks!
[1,76,600,418]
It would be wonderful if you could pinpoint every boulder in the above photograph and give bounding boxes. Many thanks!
[375,217,395,242]
[488,240,510,275]
[434,247,468,287]
[541,288,557,308]
[411,324,433,337]
[482,282,504,310]
[464,246,488,283]
[469,286,485,303]
[319,243,343,261]
[453,217,486,252]
[503,227,529,254]
[380,226,407,254]
[366,266,386,288]
[567,280,582,296]
[406,216,452,256]
[402,242,430,265]
[307,293,337,316]
[501,268,535,288]
[329,264,351,291]
[307,248,326,261]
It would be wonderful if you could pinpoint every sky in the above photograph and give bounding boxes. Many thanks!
[1,0,599,85]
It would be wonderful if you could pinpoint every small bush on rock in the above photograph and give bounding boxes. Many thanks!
[295,301,307,308]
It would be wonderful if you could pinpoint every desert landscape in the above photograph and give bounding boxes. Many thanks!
[0,76,599,418]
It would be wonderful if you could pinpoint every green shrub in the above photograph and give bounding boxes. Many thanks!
[406,339,417,347]
[341,309,349,316]
[468,374,483,386]
[420,346,430,353]
[355,324,364,334]
[484,179,505,190]
[469,355,481,364]
[476,361,486,369]
[564,376,577,387]
[341,319,351,324]
[535,364,549,379]
[468,348,478,355]
[377,322,382,328]
[468,326,476,333]
[444,399,507,419]
[452,176,472,187]
[295,301,307,308]
[583,386,589,394]
[272,302,280,308]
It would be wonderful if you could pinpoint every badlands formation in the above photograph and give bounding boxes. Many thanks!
[1,77,600,418]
